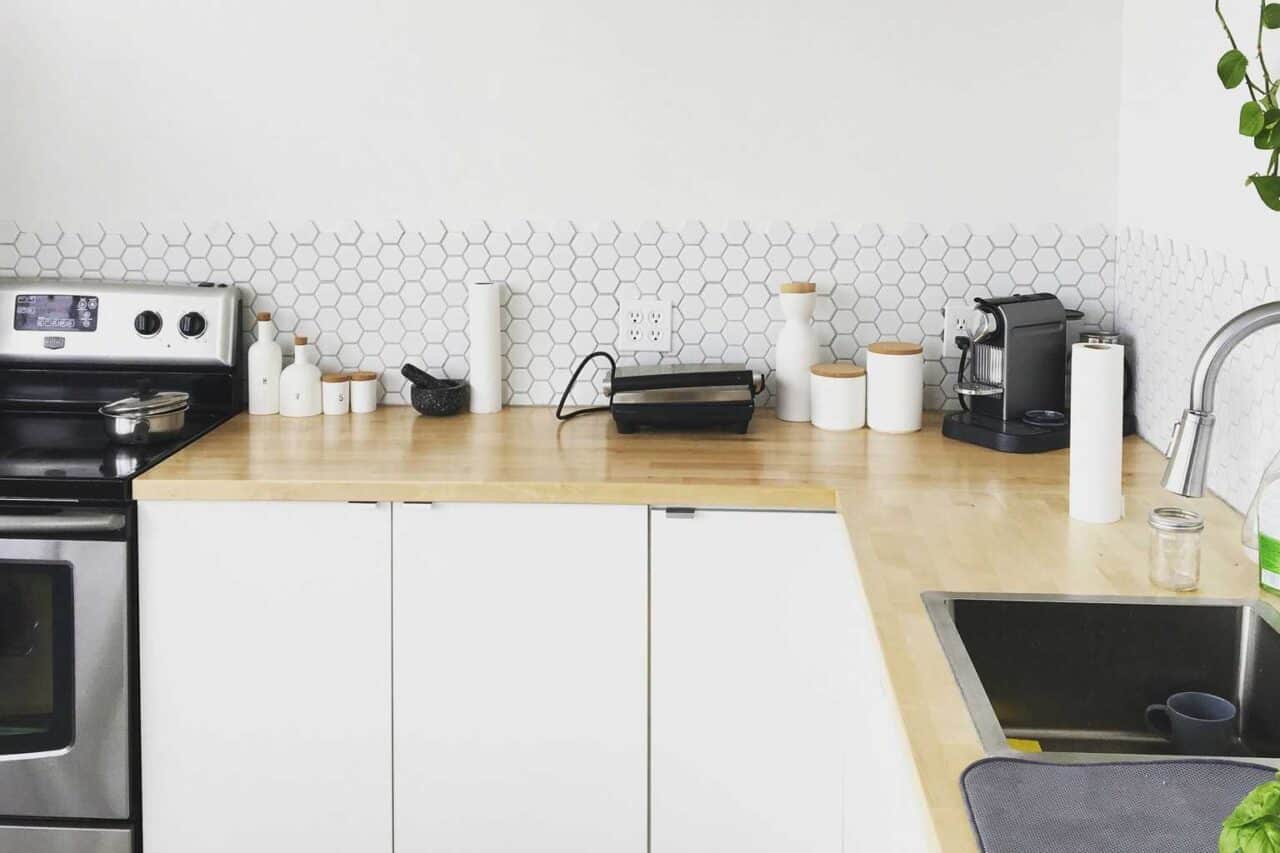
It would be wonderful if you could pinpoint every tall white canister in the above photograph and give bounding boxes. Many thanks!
[866,341,924,433]
[772,282,820,422]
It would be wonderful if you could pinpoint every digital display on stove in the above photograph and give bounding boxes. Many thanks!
[14,294,99,332]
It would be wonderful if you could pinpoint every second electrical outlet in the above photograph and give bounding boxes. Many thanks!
[617,299,671,353]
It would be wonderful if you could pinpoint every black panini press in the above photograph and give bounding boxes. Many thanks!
[604,364,764,433]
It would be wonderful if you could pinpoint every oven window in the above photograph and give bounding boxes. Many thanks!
[0,562,73,754]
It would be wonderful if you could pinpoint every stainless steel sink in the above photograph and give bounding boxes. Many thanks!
[924,592,1280,765]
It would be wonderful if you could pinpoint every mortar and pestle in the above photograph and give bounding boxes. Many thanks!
[401,363,470,416]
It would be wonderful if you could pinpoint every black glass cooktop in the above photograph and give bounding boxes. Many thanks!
[0,409,231,502]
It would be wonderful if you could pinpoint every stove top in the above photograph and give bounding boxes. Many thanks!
[0,408,234,502]
[0,279,244,504]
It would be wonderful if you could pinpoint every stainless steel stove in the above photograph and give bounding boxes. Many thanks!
[0,280,241,853]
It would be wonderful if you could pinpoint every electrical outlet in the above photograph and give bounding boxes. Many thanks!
[618,299,671,352]
[942,301,970,358]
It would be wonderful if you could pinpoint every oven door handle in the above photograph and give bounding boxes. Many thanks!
[0,511,127,536]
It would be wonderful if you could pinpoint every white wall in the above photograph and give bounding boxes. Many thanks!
[3,0,1121,228]
[1116,0,1280,512]
[1119,0,1280,267]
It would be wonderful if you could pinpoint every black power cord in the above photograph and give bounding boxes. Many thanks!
[956,336,970,412]
[555,351,617,421]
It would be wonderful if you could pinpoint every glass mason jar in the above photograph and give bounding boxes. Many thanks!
[1149,507,1205,592]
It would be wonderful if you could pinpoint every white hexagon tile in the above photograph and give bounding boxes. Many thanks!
[1116,228,1279,512]
[0,220,1115,411]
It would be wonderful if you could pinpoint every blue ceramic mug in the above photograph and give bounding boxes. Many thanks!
[1145,691,1237,755]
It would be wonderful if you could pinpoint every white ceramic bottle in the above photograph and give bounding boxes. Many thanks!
[773,282,820,422]
[247,311,283,415]
[279,335,322,417]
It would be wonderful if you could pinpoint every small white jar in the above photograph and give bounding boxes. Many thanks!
[321,374,350,415]
[349,371,379,414]
[866,341,924,433]
[809,363,866,431]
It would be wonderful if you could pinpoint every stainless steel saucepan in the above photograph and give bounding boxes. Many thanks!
[100,390,189,445]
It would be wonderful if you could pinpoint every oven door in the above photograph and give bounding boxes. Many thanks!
[0,508,129,821]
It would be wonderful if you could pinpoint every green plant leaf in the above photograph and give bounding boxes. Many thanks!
[1257,127,1280,149]
[1255,110,1280,148]
[1243,101,1267,135]
[1265,3,1280,28]
[1249,176,1280,212]
[1221,778,1280,850]
[1220,49,1250,88]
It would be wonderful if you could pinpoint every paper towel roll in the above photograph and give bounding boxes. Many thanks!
[468,281,502,414]
[1069,342,1125,523]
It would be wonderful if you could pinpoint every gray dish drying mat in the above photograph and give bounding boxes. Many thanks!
[961,757,1276,853]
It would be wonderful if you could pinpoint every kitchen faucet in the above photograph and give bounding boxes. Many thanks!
[1163,302,1280,497]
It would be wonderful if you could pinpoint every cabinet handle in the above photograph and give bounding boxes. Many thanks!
[665,507,696,519]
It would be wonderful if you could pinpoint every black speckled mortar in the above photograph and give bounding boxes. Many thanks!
[409,379,469,416]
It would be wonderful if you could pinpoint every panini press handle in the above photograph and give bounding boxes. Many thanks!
[603,373,765,396]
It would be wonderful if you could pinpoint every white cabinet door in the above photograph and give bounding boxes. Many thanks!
[392,502,647,853]
[139,501,392,853]
[650,508,929,853]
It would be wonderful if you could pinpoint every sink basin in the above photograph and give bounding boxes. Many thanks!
[924,592,1280,764]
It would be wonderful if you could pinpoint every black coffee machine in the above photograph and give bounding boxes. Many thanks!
[941,293,1135,453]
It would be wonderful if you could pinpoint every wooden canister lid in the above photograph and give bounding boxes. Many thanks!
[293,335,308,345]
[780,281,817,294]
[256,311,272,321]
[868,341,923,356]
[321,373,350,383]
[810,362,866,378]
[349,371,378,382]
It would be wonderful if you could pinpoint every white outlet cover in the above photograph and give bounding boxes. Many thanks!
[942,301,970,358]
[618,299,671,352]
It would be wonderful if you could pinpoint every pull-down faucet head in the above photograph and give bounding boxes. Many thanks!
[1163,302,1280,497]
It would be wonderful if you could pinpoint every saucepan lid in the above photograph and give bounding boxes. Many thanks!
[101,390,190,418]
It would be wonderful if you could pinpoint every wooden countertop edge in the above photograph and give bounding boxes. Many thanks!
[836,489,949,853]
[132,478,840,509]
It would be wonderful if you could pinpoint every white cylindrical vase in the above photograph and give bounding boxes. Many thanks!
[468,281,503,414]
[772,282,820,422]
[866,341,923,433]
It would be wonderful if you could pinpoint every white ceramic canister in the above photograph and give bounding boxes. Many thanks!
[809,363,866,431]
[321,374,350,415]
[279,336,322,418]
[247,311,283,415]
[772,282,820,422]
[349,371,379,414]
[866,341,924,433]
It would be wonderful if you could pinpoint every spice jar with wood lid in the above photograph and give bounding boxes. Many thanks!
[321,374,350,416]
[809,363,866,431]
[349,371,379,414]
[866,341,924,433]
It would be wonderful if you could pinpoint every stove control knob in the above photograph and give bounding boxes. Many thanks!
[134,310,162,337]
[178,312,207,339]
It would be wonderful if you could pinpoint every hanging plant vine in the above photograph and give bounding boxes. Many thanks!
[1217,0,1280,208]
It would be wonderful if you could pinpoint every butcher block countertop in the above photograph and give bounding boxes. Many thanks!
[136,406,1268,851]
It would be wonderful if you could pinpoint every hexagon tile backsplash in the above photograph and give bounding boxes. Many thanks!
[1116,228,1280,513]
[0,220,1115,409]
